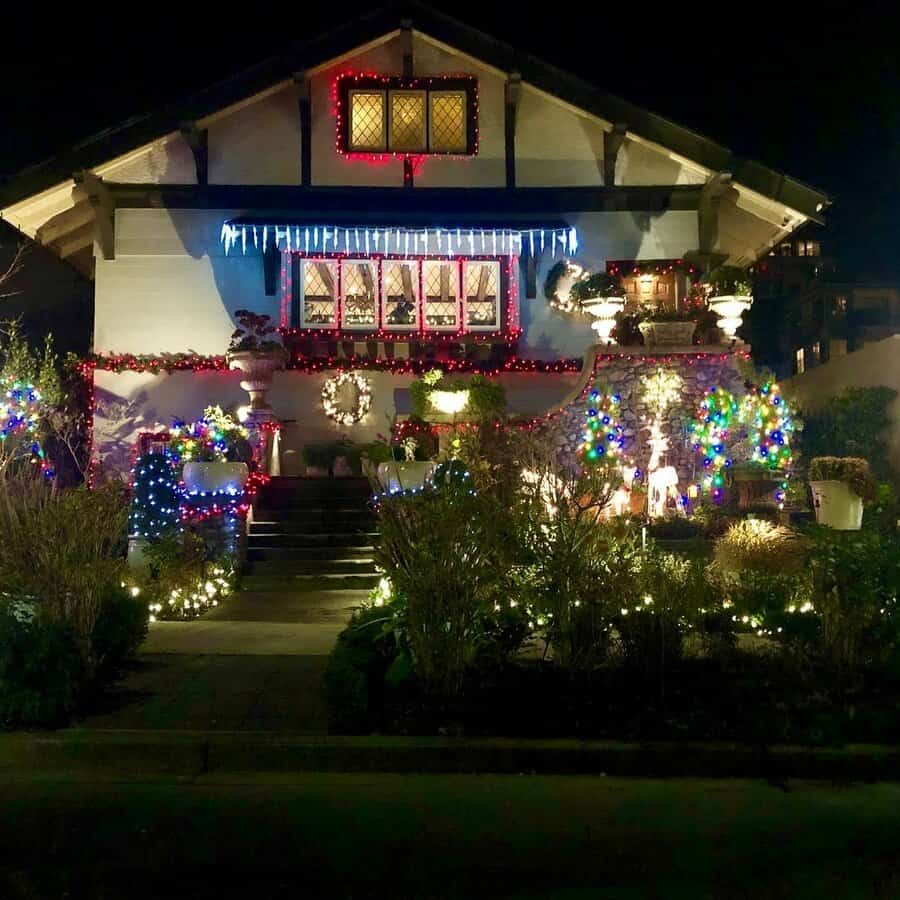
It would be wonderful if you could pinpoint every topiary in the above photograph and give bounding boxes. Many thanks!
[129,453,181,539]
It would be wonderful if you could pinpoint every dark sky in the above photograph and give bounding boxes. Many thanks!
[2,2,898,277]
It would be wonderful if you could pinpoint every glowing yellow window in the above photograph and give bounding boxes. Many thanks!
[423,261,459,330]
[389,91,426,152]
[302,260,337,328]
[429,91,467,152]
[341,260,378,330]
[464,261,499,330]
[349,90,386,151]
[382,261,420,331]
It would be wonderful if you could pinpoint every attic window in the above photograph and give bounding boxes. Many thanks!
[337,74,478,156]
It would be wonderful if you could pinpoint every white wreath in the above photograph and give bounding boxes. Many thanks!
[321,371,372,426]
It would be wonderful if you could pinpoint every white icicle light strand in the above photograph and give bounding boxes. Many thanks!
[221,224,576,259]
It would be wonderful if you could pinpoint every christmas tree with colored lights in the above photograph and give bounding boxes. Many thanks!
[580,386,626,467]
[690,386,740,497]
[129,453,181,539]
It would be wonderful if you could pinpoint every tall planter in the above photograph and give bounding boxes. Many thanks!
[581,296,626,344]
[227,350,286,421]
[809,480,864,530]
[709,295,753,342]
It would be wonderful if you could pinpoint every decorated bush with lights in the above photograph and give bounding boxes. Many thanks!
[580,387,626,468]
[0,375,51,477]
[168,405,250,468]
[690,386,740,499]
[129,453,180,539]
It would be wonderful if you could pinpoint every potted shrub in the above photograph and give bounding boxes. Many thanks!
[808,456,876,530]
[637,307,697,347]
[703,266,753,342]
[226,309,287,421]
[171,406,251,494]
[375,436,436,493]
[569,272,627,343]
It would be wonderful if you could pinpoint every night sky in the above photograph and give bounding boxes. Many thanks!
[2,2,897,278]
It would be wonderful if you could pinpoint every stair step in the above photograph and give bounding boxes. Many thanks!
[247,545,375,562]
[247,530,379,547]
[247,558,377,576]
[241,573,381,592]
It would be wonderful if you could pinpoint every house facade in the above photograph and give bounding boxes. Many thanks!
[0,3,828,480]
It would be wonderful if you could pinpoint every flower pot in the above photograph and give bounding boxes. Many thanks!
[182,461,249,495]
[376,460,436,493]
[709,295,753,342]
[810,480,864,530]
[227,350,286,421]
[580,296,626,344]
[638,321,697,346]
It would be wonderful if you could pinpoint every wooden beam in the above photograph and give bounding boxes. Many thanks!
[263,243,281,296]
[504,72,522,189]
[602,124,628,186]
[179,122,209,185]
[73,171,114,260]
[35,200,94,245]
[400,18,414,77]
[698,171,733,255]
[54,221,96,258]
[293,72,312,186]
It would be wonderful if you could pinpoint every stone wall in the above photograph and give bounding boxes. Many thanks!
[546,348,748,487]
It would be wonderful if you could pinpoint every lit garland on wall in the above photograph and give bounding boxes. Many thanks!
[580,388,626,465]
[85,353,586,376]
[690,387,739,498]
[220,223,578,259]
[321,371,372,426]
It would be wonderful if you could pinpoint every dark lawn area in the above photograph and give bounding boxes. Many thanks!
[1,773,899,898]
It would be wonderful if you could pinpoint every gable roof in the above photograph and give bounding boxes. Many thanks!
[0,0,829,220]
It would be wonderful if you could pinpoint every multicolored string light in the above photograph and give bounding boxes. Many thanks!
[690,387,739,498]
[580,387,626,465]
[0,375,53,477]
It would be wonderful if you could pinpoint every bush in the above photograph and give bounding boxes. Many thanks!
[808,456,877,501]
[713,518,809,574]
[91,586,149,678]
[0,600,84,729]
[410,372,506,422]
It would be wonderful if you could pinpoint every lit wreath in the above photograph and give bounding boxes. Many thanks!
[321,371,372,426]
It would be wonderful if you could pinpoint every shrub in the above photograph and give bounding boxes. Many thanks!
[801,386,897,480]
[713,518,809,574]
[0,599,84,729]
[91,585,149,678]
[808,456,877,501]
[0,474,127,666]
[568,271,626,303]
[704,265,753,297]
[375,485,507,697]
[409,371,506,422]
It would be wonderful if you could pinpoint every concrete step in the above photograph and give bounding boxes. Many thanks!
[247,545,376,562]
[241,573,381,593]
[247,530,379,548]
[247,558,378,577]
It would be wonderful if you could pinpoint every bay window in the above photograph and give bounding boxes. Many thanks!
[382,260,420,331]
[341,259,378,329]
[300,259,337,328]
[464,260,500,330]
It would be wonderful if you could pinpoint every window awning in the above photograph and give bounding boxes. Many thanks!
[220,221,577,258]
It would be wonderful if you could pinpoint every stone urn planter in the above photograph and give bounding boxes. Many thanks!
[638,320,697,347]
[581,296,626,344]
[809,480,864,530]
[376,460,436,494]
[182,461,249,495]
[709,295,753,342]
[227,349,286,420]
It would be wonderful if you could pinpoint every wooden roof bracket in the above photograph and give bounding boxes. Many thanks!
[504,72,522,189]
[603,123,628,186]
[73,171,114,260]
[179,122,209,186]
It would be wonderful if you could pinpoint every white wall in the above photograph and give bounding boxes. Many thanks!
[93,367,582,477]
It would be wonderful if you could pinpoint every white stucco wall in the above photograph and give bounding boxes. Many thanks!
[93,367,582,477]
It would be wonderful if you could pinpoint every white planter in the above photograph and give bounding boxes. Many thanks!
[182,461,249,495]
[810,480,864,530]
[639,320,697,346]
[227,350,286,420]
[581,295,626,343]
[709,295,753,342]
[376,461,436,493]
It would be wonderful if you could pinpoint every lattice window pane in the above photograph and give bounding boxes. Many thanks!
[349,91,386,151]
[423,261,458,328]
[342,260,378,328]
[429,92,467,152]
[303,260,337,327]
[465,262,499,328]
[383,261,419,330]
[389,91,426,151]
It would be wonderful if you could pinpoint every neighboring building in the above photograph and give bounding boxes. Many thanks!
[0,2,828,478]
